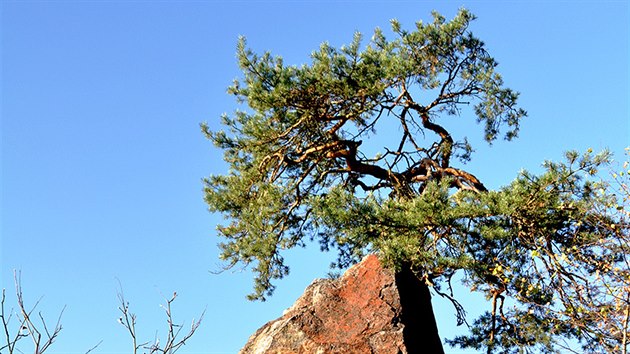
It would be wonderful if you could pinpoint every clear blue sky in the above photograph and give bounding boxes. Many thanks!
[1,1,628,353]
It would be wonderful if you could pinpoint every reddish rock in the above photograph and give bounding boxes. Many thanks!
[239,254,444,354]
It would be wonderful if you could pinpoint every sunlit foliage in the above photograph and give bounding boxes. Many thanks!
[203,9,628,353]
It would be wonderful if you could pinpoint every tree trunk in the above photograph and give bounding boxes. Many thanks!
[395,265,445,354]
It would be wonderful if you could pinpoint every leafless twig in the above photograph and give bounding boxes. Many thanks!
[84,339,103,354]
[0,270,64,354]
[116,282,204,354]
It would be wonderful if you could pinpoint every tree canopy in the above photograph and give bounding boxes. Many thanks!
[203,9,629,353]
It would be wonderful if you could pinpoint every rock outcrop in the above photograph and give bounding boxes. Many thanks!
[239,254,444,354]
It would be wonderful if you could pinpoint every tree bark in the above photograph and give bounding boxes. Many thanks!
[395,265,445,354]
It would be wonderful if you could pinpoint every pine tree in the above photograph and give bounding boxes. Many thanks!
[203,9,628,353]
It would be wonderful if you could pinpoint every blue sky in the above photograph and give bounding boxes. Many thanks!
[1,1,628,353]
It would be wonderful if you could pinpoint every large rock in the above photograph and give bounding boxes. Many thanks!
[239,254,444,354]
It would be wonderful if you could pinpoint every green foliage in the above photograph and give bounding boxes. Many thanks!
[440,150,629,353]
[202,8,525,299]
[203,8,629,353]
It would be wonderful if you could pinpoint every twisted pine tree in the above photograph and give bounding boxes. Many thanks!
[203,9,629,353]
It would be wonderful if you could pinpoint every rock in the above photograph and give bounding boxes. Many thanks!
[239,254,444,354]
